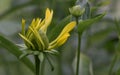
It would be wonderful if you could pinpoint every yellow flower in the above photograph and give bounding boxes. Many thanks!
[19,8,76,52]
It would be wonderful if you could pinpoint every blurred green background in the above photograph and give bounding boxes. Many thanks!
[0,0,120,75]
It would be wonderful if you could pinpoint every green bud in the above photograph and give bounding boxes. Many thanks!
[69,5,85,17]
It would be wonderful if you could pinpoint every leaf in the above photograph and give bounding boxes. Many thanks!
[0,35,35,73]
[78,13,105,33]
[48,15,72,41]
[73,53,94,75]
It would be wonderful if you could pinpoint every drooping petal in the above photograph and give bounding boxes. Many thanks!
[50,21,76,46]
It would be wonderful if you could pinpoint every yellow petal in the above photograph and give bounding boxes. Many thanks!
[49,33,70,49]
[26,18,41,41]
[41,8,53,33]
[57,21,76,38]
[21,19,25,35]
[26,19,35,38]
[35,19,42,30]
[57,33,70,46]
[19,33,35,49]
[29,27,45,50]
[46,8,51,20]
[50,21,76,45]
[35,18,41,29]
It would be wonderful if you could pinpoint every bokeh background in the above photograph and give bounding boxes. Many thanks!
[0,0,120,75]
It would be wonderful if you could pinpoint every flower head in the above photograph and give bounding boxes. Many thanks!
[19,8,76,53]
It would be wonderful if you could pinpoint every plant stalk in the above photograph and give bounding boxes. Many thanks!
[76,17,81,75]
[35,55,40,75]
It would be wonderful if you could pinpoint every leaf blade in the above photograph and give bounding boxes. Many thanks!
[0,35,35,73]
[78,13,105,33]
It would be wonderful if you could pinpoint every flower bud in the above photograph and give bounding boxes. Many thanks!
[69,5,85,17]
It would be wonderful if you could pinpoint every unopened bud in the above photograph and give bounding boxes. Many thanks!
[69,5,85,17]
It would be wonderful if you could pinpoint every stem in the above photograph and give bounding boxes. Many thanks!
[35,55,40,75]
[76,17,81,75]
[108,54,118,75]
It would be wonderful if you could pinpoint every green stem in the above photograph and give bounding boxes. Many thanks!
[76,17,81,75]
[35,55,40,75]
[108,54,118,75]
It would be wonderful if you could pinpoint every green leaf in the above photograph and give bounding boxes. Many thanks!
[0,35,35,73]
[78,13,105,33]
[73,53,94,75]
[48,15,72,41]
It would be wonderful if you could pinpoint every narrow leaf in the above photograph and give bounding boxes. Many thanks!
[78,13,105,33]
[0,35,35,73]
